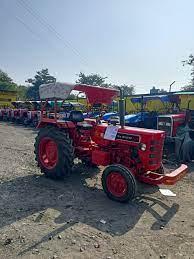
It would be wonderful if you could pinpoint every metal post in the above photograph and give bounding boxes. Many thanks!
[118,88,125,128]
[54,98,57,121]
[169,81,175,92]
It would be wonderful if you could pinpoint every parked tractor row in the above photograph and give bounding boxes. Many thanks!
[0,101,41,127]
[1,83,193,203]
[1,88,194,163]
[0,100,84,127]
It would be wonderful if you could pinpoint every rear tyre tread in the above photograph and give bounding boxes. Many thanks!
[34,127,74,179]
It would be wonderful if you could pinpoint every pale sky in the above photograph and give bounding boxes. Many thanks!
[1,0,194,93]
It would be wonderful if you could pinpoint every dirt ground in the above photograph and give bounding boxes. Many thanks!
[0,122,194,259]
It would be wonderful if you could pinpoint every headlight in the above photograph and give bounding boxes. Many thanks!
[139,143,146,151]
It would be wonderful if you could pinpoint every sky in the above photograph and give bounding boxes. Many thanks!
[1,0,194,93]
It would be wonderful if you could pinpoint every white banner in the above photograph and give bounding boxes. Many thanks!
[104,125,119,141]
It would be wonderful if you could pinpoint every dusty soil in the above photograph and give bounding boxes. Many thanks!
[0,122,193,259]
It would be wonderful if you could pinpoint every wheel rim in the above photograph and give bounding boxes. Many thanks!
[39,137,58,169]
[106,172,128,197]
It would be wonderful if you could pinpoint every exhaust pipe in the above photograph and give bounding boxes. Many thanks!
[118,88,125,128]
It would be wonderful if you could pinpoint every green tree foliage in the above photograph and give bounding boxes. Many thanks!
[119,84,135,96]
[17,85,27,100]
[150,86,167,94]
[0,69,13,83]
[158,88,167,94]
[26,68,56,100]
[109,84,135,96]
[0,69,28,100]
[76,72,107,86]
[182,54,194,91]
[76,72,136,96]
[0,69,17,91]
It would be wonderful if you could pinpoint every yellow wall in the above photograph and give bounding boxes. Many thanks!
[179,95,194,109]
[0,91,17,107]
[125,94,194,113]
[68,94,194,113]
[128,99,169,113]
[125,97,138,113]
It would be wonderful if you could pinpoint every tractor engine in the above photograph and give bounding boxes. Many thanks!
[91,124,165,173]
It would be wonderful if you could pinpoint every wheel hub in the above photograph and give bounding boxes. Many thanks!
[106,172,127,197]
[39,137,58,169]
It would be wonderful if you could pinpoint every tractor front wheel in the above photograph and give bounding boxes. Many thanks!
[102,164,137,202]
[34,127,74,179]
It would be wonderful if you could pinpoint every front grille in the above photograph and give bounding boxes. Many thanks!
[157,117,172,136]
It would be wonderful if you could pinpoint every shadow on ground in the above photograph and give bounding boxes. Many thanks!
[0,165,179,239]
[0,147,181,256]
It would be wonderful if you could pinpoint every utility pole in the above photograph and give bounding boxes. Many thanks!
[169,81,176,92]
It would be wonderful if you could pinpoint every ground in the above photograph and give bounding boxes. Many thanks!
[0,122,194,259]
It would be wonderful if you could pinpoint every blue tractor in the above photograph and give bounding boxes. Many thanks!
[102,94,171,129]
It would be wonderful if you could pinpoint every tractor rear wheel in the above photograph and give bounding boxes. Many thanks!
[34,127,74,179]
[102,164,137,202]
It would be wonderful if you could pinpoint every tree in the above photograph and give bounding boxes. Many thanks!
[17,85,27,100]
[0,69,13,83]
[158,88,167,94]
[119,84,135,96]
[112,84,135,96]
[0,69,17,91]
[182,54,194,91]
[76,72,136,96]
[26,68,56,100]
[0,69,28,100]
[150,86,167,94]
[76,72,107,86]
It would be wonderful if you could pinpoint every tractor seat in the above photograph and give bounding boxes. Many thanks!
[69,110,84,122]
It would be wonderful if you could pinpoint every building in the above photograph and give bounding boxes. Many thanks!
[150,86,167,94]
[0,90,17,107]
[150,86,160,94]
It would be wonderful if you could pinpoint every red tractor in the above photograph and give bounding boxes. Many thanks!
[157,110,194,162]
[157,95,193,139]
[34,83,188,202]
[0,106,13,121]
[10,101,28,124]
[23,101,41,127]
[0,107,8,121]
[157,113,186,138]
